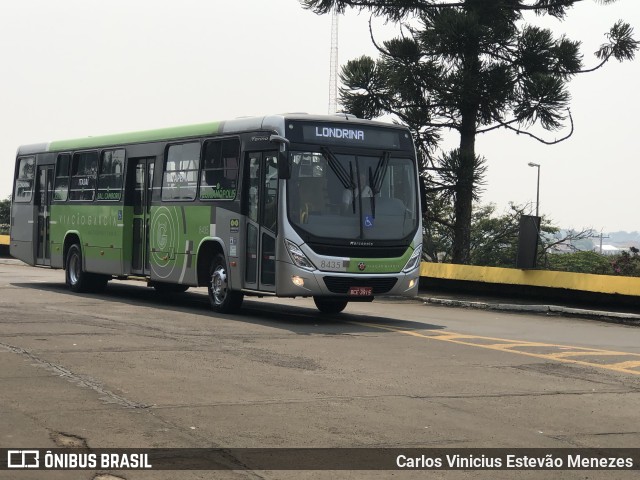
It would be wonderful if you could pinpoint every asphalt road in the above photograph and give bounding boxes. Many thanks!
[1,261,639,480]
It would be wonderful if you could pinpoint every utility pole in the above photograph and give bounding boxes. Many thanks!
[599,231,610,254]
[586,230,611,254]
[328,10,339,114]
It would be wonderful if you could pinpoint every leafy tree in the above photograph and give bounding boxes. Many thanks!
[425,201,596,268]
[546,250,613,274]
[469,203,536,267]
[611,247,640,276]
[301,0,638,264]
[0,196,10,230]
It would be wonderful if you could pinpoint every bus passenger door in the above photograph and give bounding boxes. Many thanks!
[130,158,154,275]
[244,151,278,292]
[35,165,53,266]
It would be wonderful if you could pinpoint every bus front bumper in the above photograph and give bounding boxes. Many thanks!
[275,260,420,298]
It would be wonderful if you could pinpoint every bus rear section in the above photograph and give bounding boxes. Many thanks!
[10,151,52,267]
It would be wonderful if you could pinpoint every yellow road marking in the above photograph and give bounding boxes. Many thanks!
[548,351,630,358]
[609,361,640,370]
[350,321,640,376]
[485,343,553,349]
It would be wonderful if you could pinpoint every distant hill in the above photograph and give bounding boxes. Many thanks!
[551,230,640,253]
[600,231,640,251]
[608,231,640,244]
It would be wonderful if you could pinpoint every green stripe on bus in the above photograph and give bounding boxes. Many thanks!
[347,247,413,274]
[48,121,223,151]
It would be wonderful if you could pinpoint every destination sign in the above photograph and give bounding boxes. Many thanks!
[297,123,405,149]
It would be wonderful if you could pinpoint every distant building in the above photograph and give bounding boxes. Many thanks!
[599,245,621,256]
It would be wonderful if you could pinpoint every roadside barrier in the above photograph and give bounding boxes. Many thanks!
[420,262,640,297]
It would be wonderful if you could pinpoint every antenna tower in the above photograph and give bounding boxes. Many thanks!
[328,10,339,114]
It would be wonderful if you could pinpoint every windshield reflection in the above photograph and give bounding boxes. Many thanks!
[287,151,418,241]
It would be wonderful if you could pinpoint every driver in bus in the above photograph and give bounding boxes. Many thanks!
[342,172,373,208]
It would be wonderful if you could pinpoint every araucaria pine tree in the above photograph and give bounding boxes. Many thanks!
[301,0,638,264]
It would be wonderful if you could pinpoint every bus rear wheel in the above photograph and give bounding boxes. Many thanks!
[313,297,348,314]
[208,254,243,313]
[65,244,108,293]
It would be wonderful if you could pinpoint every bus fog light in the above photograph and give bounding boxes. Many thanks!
[291,275,305,287]
[409,278,416,289]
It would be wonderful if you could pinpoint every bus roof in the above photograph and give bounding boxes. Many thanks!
[17,113,409,156]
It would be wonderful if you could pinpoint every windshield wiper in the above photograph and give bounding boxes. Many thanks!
[371,152,389,194]
[349,163,356,213]
[321,147,353,189]
[321,147,356,213]
[368,152,389,218]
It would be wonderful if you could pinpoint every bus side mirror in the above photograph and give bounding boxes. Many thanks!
[270,134,290,180]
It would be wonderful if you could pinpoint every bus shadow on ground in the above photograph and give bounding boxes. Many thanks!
[10,281,444,335]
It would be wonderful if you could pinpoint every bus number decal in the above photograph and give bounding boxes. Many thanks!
[319,260,346,272]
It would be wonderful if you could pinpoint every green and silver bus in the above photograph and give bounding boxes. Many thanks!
[10,114,422,314]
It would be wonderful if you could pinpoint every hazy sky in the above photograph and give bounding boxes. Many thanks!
[1,0,638,232]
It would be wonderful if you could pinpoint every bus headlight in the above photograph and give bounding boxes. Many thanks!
[285,239,316,271]
[402,244,422,273]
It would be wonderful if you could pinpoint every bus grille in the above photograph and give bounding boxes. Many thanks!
[308,243,407,258]
[323,277,398,294]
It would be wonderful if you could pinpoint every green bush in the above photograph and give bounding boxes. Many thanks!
[0,196,9,227]
[546,251,613,275]
[611,247,640,277]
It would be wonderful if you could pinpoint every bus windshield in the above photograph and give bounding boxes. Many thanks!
[287,150,418,241]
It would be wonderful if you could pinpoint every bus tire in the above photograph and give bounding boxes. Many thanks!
[313,297,348,314]
[65,244,92,293]
[153,282,189,294]
[208,254,243,313]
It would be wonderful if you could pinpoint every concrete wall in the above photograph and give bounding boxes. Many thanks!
[420,262,640,297]
[0,235,9,256]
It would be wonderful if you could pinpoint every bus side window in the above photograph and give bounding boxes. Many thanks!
[53,153,70,201]
[162,142,200,201]
[14,156,35,203]
[70,151,98,201]
[200,138,239,201]
[97,149,125,201]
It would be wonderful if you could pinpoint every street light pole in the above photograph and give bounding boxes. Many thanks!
[528,162,540,217]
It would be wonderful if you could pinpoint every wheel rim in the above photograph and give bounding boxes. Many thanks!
[69,252,80,285]
[211,265,228,305]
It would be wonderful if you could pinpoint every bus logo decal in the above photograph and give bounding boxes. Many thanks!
[150,206,180,279]
[157,223,168,250]
[230,219,240,232]
[358,262,366,271]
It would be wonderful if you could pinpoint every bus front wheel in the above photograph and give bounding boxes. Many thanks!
[65,244,108,293]
[208,254,243,313]
[313,297,348,314]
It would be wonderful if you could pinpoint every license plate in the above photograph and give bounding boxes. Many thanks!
[349,286,372,296]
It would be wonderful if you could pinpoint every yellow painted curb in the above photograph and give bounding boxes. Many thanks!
[0,235,9,246]
[420,262,640,297]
